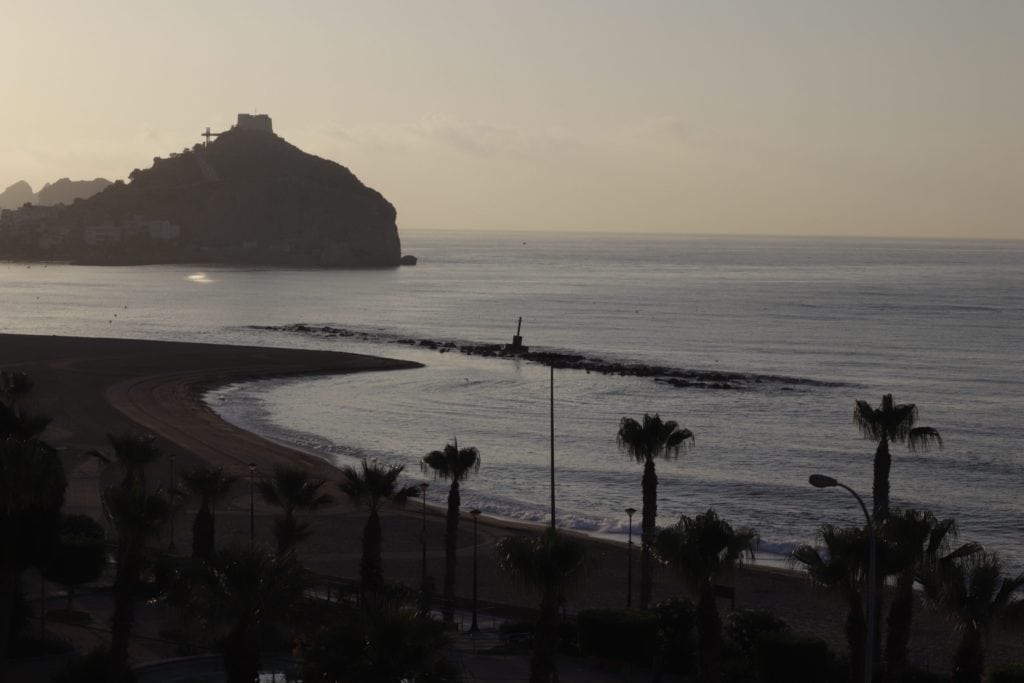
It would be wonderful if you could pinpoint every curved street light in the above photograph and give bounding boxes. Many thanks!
[469,509,482,633]
[809,474,877,683]
[625,507,637,608]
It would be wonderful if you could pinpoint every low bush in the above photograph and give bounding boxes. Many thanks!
[577,608,659,665]
[651,597,696,674]
[992,665,1024,683]
[753,630,836,683]
[725,608,789,655]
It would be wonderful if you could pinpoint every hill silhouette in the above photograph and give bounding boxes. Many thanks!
[0,119,402,267]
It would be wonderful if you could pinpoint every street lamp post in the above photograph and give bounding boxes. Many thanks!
[249,463,256,547]
[625,507,637,608]
[168,454,176,552]
[419,482,429,614]
[469,509,481,633]
[809,474,877,683]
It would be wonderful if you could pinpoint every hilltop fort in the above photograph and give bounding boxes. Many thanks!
[0,114,403,267]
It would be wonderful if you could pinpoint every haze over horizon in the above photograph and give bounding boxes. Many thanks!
[3,1,1022,240]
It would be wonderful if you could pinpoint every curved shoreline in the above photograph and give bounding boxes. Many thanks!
[2,333,1017,670]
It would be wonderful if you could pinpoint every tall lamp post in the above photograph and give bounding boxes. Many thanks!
[419,482,429,614]
[168,454,177,552]
[469,509,482,633]
[248,463,256,547]
[809,474,876,683]
[625,507,637,608]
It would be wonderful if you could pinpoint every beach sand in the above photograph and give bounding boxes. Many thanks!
[1,333,1018,674]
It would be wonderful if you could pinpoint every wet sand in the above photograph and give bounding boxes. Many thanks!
[1,333,1017,671]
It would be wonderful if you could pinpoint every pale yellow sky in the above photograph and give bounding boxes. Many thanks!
[2,1,1022,238]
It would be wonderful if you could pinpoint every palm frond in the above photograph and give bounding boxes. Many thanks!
[907,427,942,452]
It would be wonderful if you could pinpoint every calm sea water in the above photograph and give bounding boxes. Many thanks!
[2,231,1022,568]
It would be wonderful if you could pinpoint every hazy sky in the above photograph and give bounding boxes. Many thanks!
[2,1,1022,238]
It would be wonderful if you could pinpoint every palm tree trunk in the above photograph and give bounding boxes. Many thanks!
[530,585,559,683]
[845,591,867,683]
[442,480,460,622]
[696,581,722,683]
[951,626,984,683]
[361,510,383,598]
[0,564,17,680]
[884,570,914,683]
[224,621,260,683]
[640,457,657,610]
[108,535,142,683]
[192,500,214,561]
[871,436,890,519]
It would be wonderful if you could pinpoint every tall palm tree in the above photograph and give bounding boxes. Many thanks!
[879,509,979,683]
[103,484,173,683]
[421,438,481,622]
[792,525,869,683]
[497,529,588,683]
[339,459,419,598]
[922,551,1024,683]
[257,465,334,555]
[655,509,756,683]
[181,466,239,561]
[617,413,694,609]
[853,395,942,519]
[187,545,309,683]
[0,437,66,678]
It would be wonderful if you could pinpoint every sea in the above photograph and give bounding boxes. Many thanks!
[2,231,1022,570]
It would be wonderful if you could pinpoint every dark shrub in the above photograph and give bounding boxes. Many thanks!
[577,608,659,665]
[992,665,1024,683]
[725,608,789,655]
[652,597,696,674]
[902,666,949,682]
[753,630,835,683]
[51,647,137,683]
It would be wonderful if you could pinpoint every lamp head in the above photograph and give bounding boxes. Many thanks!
[625,507,637,517]
[419,482,429,491]
[248,462,255,472]
[809,474,838,489]
[470,509,481,517]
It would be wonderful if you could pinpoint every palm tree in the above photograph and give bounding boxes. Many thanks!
[103,484,173,683]
[90,432,162,492]
[852,395,942,519]
[792,525,869,683]
[878,509,979,683]
[187,545,309,683]
[497,529,588,683]
[0,437,67,678]
[655,509,756,683]
[421,439,481,622]
[617,413,694,609]
[339,459,419,598]
[922,550,1024,683]
[181,466,239,561]
[43,513,107,612]
[256,465,334,555]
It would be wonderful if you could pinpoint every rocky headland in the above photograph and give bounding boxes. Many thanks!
[0,115,403,267]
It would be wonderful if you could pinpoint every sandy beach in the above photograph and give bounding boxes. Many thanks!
[1,333,1018,673]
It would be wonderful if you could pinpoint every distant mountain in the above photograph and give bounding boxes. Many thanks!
[36,177,112,206]
[55,115,402,266]
[0,181,34,210]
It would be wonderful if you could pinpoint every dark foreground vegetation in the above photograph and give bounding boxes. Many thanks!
[0,368,1021,682]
